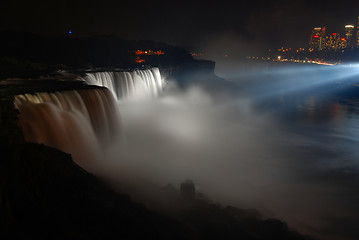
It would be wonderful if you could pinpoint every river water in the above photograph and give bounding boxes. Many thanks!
[215,60,359,240]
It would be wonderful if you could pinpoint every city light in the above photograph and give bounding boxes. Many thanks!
[134,50,164,55]
[130,50,165,63]
[308,22,359,51]
[135,57,145,63]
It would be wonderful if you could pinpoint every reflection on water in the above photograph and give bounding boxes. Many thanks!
[263,89,359,138]
[253,86,359,166]
[261,91,359,240]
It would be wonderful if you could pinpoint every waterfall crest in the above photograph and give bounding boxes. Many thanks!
[14,88,121,171]
[79,68,164,101]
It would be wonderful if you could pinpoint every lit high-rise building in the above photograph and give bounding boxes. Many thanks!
[339,37,347,49]
[323,33,344,50]
[309,27,325,50]
[345,24,355,48]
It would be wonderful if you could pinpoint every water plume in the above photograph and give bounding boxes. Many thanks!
[104,77,359,240]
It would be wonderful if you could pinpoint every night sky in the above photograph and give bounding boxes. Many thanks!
[2,0,359,54]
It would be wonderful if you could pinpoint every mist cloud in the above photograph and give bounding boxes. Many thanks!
[99,84,359,240]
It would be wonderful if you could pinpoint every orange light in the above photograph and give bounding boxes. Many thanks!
[135,57,145,63]
[135,50,165,55]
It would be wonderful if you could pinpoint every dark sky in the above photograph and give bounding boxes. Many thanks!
[2,0,359,54]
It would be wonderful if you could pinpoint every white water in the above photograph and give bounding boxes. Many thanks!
[13,68,164,172]
[14,88,121,172]
[79,68,164,101]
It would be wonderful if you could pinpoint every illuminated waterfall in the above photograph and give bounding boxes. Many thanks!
[13,68,164,171]
[14,88,121,172]
[80,68,163,101]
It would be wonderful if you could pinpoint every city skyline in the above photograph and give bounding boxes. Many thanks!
[308,23,357,51]
[266,16,359,53]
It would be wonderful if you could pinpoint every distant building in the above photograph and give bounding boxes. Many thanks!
[323,33,346,50]
[357,17,359,47]
[339,37,348,49]
[309,27,325,50]
[345,24,355,48]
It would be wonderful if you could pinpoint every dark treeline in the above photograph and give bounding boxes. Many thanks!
[0,32,195,79]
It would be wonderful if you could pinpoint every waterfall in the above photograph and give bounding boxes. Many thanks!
[14,88,121,172]
[79,68,164,101]
[13,67,164,171]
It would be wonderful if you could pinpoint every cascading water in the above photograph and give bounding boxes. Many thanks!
[79,68,164,101]
[14,68,164,172]
[14,88,121,172]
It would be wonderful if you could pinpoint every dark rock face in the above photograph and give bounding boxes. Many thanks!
[0,131,188,239]
[0,142,189,240]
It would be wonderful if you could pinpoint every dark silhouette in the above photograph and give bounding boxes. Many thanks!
[0,32,194,79]
[180,180,196,200]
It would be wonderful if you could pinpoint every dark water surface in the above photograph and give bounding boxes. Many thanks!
[216,61,359,240]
